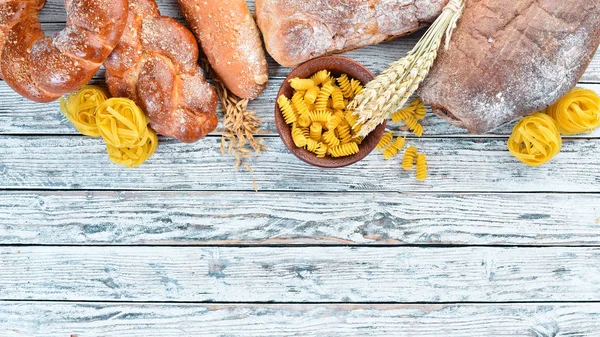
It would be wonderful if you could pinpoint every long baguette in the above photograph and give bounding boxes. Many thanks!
[177,0,269,100]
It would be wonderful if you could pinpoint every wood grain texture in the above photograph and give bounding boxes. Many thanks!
[2,302,600,337]
[1,191,599,246]
[2,246,600,302]
[0,136,599,192]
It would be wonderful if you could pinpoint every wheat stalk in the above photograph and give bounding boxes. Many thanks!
[348,0,466,138]
[201,58,266,171]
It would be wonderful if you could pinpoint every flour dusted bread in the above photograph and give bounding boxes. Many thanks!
[419,0,600,134]
[177,0,269,100]
[0,0,127,103]
[255,0,447,68]
[105,0,218,143]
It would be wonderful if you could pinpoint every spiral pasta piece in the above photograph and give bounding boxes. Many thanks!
[331,87,345,110]
[336,124,352,144]
[315,82,335,111]
[289,78,315,91]
[376,132,394,150]
[350,79,363,96]
[382,136,406,160]
[305,138,319,152]
[298,113,312,128]
[292,91,310,116]
[310,122,323,141]
[322,129,341,147]
[507,113,562,167]
[278,95,297,124]
[311,70,331,85]
[315,142,328,158]
[416,153,428,181]
[337,74,354,98]
[547,88,600,135]
[327,113,344,130]
[403,115,424,137]
[402,146,418,170]
[60,85,108,137]
[309,110,331,125]
[391,107,412,123]
[412,99,427,120]
[330,143,360,157]
[304,86,321,104]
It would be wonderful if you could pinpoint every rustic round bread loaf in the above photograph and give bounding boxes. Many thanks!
[0,0,128,103]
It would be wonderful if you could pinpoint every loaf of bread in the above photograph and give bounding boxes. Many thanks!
[419,0,600,134]
[0,0,127,103]
[255,0,447,68]
[177,0,269,100]
[105,0,218,143]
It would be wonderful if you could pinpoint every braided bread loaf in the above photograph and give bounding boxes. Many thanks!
[0,0,128,103]
[105,0,218,143]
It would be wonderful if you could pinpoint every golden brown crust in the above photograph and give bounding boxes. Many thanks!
[0,0,128,103]
[105,0,218,143]
[177,0,269,100]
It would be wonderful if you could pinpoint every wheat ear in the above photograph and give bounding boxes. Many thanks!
[348,0,466,138]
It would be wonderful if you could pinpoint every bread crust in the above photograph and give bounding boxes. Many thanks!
[105,0,218,143]
[177,0,269,100]
[419,0,600,134]
[255,0,447,68]
[0,0,128,103]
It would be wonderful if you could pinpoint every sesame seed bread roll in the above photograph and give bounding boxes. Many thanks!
[177,0,269,100]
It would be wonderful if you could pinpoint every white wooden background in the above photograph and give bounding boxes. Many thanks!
[1,1,600,336]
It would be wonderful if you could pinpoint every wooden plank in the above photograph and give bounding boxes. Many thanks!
[2,302,600,337]
[2,246,600,302]
[0,136,599,192]
[1,191,599,246]
[1,78,598,136]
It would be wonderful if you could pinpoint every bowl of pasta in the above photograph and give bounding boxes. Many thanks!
[275,56,387,168]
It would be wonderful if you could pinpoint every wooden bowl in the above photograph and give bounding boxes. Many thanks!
[275,56,387,168]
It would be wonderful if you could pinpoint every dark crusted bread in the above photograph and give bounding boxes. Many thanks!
[419,0,600,134]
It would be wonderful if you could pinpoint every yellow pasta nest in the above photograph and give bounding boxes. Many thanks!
[279,71,367,159]
[61,87,158,168]
[96,98,158,168]
[402,146,418,170]
[416,153,428,181]
[96,98,154,149]
[547,88,600,135]
[60,85,108,137]
[106,133,158,169]
[507,113,562,167]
